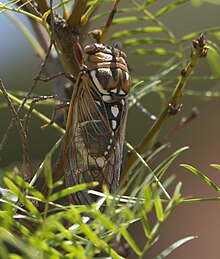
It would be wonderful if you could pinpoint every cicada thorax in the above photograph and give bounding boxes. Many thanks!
[64,43,131,205]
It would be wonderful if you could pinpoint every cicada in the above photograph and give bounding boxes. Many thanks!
[52,43,131,205]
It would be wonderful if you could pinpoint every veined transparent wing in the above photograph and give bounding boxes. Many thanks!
[58,44,132,205]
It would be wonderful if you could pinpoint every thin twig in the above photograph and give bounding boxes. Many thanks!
[24,95,54,132]
[0,41,53,162]
[153,107,199,149]
[0,80,30,181]
[121,34,209,181]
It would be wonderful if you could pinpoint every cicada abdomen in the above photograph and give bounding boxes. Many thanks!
[63,43,132,204]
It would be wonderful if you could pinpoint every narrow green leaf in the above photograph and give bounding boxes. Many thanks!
[30,137,63,188]
[8,175,45,201]
[155,195,164,222]
[110,26,163,40]
[133,48,176,56]
[49,182,98,202]
[44,153,53,190]
[181,164,220,193]
[172,182,182,200]
[9,255,23,259]
[207,47,220,77]
[153,146,189,181]
[141,185,153,213]
[144,0,157,6]
[120,228,141,255]
[156,0,189,17]
[126,142,171,200]
[0,2,43,22]
[123,37,172,46]
[210,164,220,170]
[112,16,149,24]
[0,227,38,258]
[156,236,197,259]
[179,32,201,42]
[4,178,41,219]
[5,12,44,59]
[91,210,116,231]
[140,209,152,239]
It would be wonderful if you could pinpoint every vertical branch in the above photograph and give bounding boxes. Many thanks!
[67,0,88,30]
[0,80,30,181]
[121,34,209,181]
[99,0,121,44]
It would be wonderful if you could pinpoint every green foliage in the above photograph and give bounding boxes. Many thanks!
[0,159,183,258]
[1,0,220,258]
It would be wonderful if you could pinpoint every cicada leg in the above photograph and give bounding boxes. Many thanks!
[41,101,70,128]
[35,72,76,83]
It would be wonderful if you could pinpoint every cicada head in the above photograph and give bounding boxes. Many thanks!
[84,43,132,95]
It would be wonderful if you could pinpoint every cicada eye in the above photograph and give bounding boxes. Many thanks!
[120,50,127,60]
[84,43,105,54]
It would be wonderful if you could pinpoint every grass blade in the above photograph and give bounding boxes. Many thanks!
[181,164,220,193]
[156,236,197,259]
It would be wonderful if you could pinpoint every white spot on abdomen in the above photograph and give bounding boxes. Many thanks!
[111,106,119,118]
[111,120,117,130]
[102,95,112,102]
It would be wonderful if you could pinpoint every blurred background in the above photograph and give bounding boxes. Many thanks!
[1,1,220,258]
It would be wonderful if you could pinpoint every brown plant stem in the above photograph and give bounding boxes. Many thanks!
[67,0,88,29]
[99,0,121,44]
[121,34,209,182]
[35,0,49,15]
[0,80,30,181]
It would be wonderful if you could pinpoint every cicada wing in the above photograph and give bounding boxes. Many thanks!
[63,72,128,205]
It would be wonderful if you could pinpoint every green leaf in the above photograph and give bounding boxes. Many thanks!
[140,208,152,239]
[0,1,43,22]
[120,228,141,255]
[44,153,53,190]
[181,164,220,193]
[156,0,190,17]
[210,164,220,170]
[154,194,164,222]
[30,137,63,188]
[112,16,149,24]
[5,12,44,59]
[179,32,201,42]
[133,48,176,56]
[207,46,220,77]
[141,185,153,213]
[49,182,98,202]
[4,178,41,219]
[154,146,189,181]
[156,236,197,258]
[7,175,45,201]
[144,0,157,6]
[0,227,38,258]
[123,37,172,46]
[110,26,163,40]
